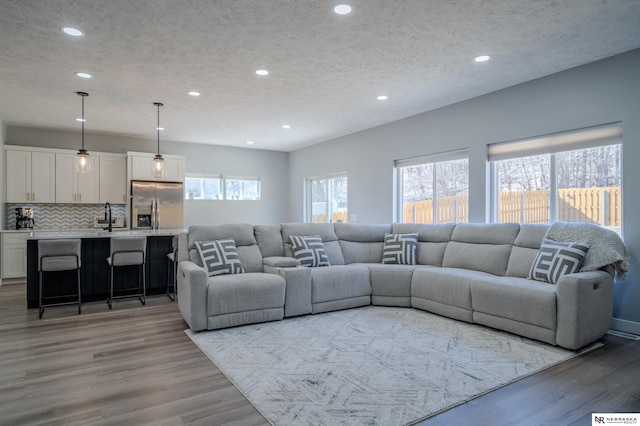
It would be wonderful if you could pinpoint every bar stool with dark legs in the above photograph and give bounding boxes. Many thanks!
[107,237,146,309]
[38,239,82,319]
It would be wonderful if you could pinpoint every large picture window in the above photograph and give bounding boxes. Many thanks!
[306,174,348,223]
[396,150,469,224]
[489,124,622,234]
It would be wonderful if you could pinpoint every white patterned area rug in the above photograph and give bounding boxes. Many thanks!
[186,306,600,426]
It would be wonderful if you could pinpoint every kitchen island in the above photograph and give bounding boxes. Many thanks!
[25,229,185,308]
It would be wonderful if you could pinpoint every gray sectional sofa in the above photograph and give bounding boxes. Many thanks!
[177,222,620,350]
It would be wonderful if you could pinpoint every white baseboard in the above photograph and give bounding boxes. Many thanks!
[610,318,640,337]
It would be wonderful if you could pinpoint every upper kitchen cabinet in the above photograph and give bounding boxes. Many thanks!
[99,154,127,204]
[55,153,100,203]
[6,149,56,203]
[128,152,185,182]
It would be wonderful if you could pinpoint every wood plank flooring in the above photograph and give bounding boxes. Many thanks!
[0,281,638,425]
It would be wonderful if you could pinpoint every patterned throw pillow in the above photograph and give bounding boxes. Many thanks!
[289,235,330,267]
[195,239,245,277]
[528,239,590,284]
[382,233,418,265]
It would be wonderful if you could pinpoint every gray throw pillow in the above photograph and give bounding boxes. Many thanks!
[195,239,245,276]
[382,233,418,265]
[528,239,590,284]
[289,235,330,267]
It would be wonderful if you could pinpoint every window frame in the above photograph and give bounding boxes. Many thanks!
[184,174,223,200]
[395,149,469,224]
[305,172,348,223]
[224,175,261,201]
[488,123,623,227]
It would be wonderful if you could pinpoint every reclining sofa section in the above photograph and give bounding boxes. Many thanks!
[177,222,616,350]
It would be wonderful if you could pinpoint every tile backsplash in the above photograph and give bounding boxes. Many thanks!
[6,203,127,230]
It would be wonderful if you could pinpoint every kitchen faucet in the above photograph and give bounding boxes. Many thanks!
[104,202,112,232]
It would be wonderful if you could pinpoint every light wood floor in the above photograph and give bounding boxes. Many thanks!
[1,282,638,426]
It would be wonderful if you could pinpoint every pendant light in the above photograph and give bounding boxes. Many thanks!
[76,91,90,172]
[152,102,165,178]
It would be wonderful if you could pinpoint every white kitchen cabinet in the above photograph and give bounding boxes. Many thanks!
[129,153,185,182]
[99,155,127,204]
[1,232,29,280]
[55,153,100,203]
[5,150,56,203]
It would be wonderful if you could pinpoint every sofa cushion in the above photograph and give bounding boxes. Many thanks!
[195,240,245,277]
[188,224,259,268]
[471,275,557,331]
[255,224,285,257]
[281,223,345,265]
[310,265,371,304]
[382,233,418,265]
[364,263,421,307]
[206,273,285,317]
[335,223,389,264]
[442,241,513,276]
[392,223,456,266]
[506,224,548,277]
[289,235,331,267]
[528,239,590,284]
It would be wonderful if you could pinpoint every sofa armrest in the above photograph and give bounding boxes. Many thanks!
[555,270,614,350]
[263,256,301,268]
[264,265,312,317]
[177,260,209,331]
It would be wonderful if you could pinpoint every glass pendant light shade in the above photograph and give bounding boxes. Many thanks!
[76,92,91,172]
[152,102,166,178]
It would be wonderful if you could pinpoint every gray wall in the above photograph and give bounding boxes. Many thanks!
[4,127,290,226]
[289,48,640,333]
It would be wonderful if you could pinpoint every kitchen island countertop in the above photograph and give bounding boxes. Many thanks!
[24,228,186,240]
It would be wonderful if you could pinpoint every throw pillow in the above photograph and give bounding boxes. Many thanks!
[382,233,418,265]
[195,239,245,277]
[289,235,330,267]
[528,239,590,284]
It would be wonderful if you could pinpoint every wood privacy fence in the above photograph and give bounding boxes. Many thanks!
[402,187,621,225]
[312,211,349,223]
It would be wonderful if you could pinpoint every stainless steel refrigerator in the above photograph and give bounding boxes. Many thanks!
[131,181,184,229]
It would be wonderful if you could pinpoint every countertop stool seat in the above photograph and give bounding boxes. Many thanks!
[107,236,147,309]
[38,239,82,319]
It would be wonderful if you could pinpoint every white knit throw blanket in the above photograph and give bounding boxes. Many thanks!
[545,222,629,280]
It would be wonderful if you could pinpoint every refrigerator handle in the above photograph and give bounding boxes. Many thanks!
[156,200,160,229]
[150,201,156,230]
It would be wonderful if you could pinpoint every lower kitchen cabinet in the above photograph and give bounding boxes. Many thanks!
[1,232,30,280]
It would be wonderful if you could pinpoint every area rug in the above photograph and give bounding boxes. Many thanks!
[186,306,600,426]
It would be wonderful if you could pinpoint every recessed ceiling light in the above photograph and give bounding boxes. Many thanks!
[61,27,83,37]
[188,91,201,96]
[282,124,291,129]
[474,55,491,63]
[246,140,254,145]
[75,72,92,79]
[75,118,86,122]
[333,4,352,15]
[377,95,388,100]
[255,69,269,76]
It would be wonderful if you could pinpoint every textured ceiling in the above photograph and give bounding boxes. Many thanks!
[1,1,640,152]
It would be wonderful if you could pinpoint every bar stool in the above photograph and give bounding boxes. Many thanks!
[107,237,146,309]
[38,239,82,319]
[166,247,178,301]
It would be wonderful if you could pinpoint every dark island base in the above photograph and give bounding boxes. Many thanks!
[27,236,173,309]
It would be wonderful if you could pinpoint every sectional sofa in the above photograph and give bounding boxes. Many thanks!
[177,222,624,350]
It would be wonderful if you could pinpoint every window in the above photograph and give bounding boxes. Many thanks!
[306,174,347,223]
[395,150,469,224]
[185,175,222,200]
[225,176,261,200]
[490,124,622,233]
